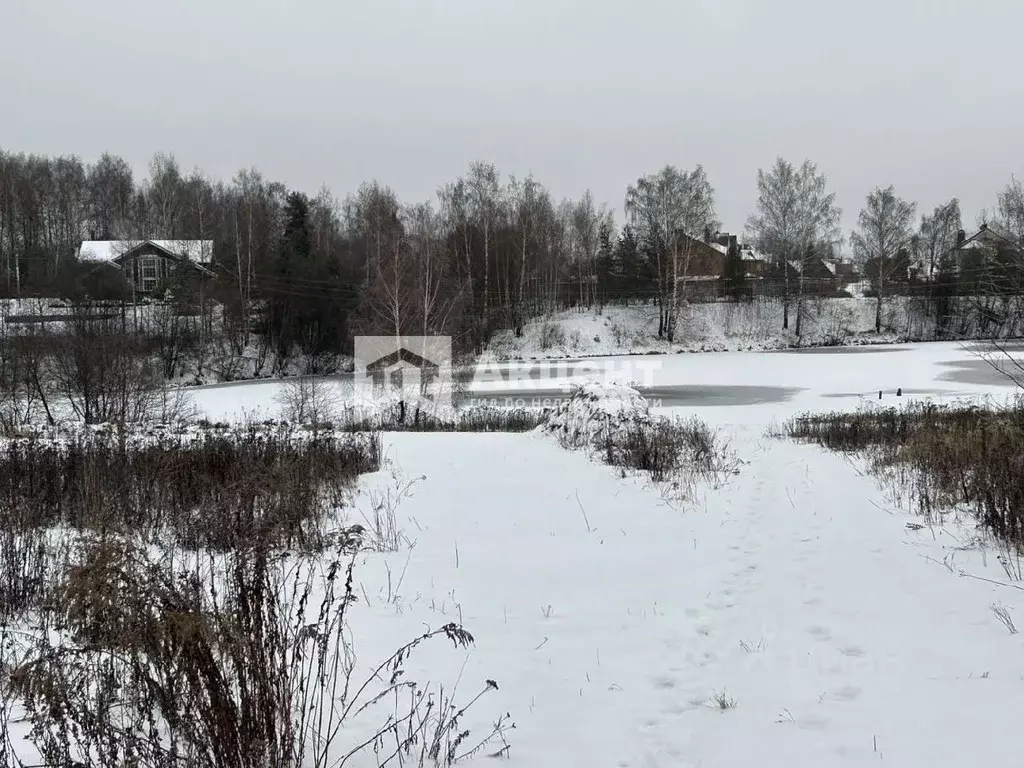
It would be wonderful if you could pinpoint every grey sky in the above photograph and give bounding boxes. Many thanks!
[3,0,1021,243]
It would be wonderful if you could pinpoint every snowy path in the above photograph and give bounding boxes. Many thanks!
[354,429,1024,767]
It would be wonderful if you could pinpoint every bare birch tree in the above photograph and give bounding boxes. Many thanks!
[625,166,717,341]
[438,179,474,322]
[972,180,1024,387]
[569,191,612,312]
[466,162,501,337]
[404,201,460,339]
[919,199,962,284]
[508,175,543,335]
[996,177,1024,246]
[851,186,916,333]
[747,158,841,335]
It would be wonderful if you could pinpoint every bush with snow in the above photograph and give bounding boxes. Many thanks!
[541,379,736,487]
[540,380,651,450]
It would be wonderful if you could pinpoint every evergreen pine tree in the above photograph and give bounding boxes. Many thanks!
[615,226,641,305]
[723,241,748,301]
[268,192,315,364]
[282,192,312,258]
[595,220,616,306]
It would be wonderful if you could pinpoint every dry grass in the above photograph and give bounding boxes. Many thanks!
[339,406,544,433]
[0,423,381,551]
[0,422,511,767]
[2,534,508,768]
[604,416,736,484]
[787,398,1024,549]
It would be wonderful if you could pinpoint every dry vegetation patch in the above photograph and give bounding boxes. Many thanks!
[787,398,1024,549]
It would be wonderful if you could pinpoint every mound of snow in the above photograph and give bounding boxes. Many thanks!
[540,379,650,449]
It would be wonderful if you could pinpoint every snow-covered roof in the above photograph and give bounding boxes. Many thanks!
[740,247,767,262]
[821,261,838,275]
[77,240,214,264]
[981,221,1019,243]
[954,224,1021,254]
[707,242,729,255]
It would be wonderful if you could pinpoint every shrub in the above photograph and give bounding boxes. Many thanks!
[607,416,731,482]
[275,376,343,426]
[539,322,566,351]
[542,381,734,487]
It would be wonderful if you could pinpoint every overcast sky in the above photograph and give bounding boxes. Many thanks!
[3,0,1021,243]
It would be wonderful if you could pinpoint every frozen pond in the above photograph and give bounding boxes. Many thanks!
[465,384,803,408]
[187,341,1023,423]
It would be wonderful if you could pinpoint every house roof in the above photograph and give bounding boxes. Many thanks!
[955,224,1020,252]
[77,239,214,265]
[982,221,1019,243]
[365,348,440,371]
[707,242,729,255]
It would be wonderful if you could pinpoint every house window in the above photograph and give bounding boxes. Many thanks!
[140,257,159,292]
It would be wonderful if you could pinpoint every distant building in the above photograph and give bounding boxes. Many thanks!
[830,260,858,283]
[739,246,771,278]
[949,224,1019,273]
[77,239,214,294]
[680,233,730,278]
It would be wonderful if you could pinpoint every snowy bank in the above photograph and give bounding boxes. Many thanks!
[485,297,1024,360]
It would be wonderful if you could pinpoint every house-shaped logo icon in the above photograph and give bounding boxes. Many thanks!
[354,335,453,411]
[365,347,440,399]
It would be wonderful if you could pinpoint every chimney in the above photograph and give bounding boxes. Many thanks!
[89,228,96,241]
[729,234,738,253]
[956,229,966,246]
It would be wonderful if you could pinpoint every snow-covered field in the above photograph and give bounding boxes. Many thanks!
[178,341,1024,766]
[352,430,1023,766]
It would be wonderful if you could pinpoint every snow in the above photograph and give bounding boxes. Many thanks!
[9,342,1024,765]
[484,297,1024,360]
[343,423,1024,767]
[77,239,214,264]
[484,301,920,360]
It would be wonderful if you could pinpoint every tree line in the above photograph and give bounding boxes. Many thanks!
[1,148,1022,359]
